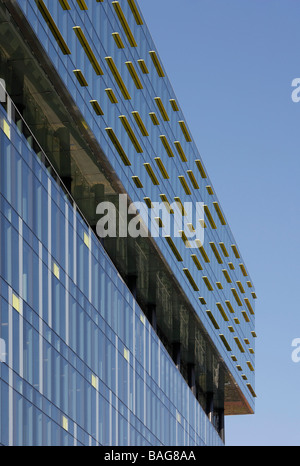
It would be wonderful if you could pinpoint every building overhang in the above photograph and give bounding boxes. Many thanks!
[0,0,255,418]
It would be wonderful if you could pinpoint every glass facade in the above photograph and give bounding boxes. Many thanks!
[0,103,222,445]
[0,0,256,446]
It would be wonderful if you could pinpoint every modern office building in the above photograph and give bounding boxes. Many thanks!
[0,0,256,446]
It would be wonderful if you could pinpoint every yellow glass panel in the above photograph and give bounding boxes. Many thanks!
[160,194,174,214]
[127,0,143,25]
[105,57,130,100]
[206,310,220,330]
[195,160,206,178]
[204,205,216,229]
[112,1,137,47]
[219,334,231,351]
[12,294,20,312]
[183,268,199,291]
[165,236,183,262]
[73,69,88,87]
[53,263,60,279]
[209,242,223,264]
[160,135,174,157]
[126,61,143,89]
[216,302,228,321]
[222,269,232,283]
[132,176,143,188]
[234,337,245,353]
[3,120,10,139]
[155,97,169,121]
[73,27,103,75]
[213,202,226,225]
[178,175,191,195]
[247,384,257,397]
[174,197,187,216]
[239,263,248,277]
[155,158,169,179]
[155,217,164,228]
[84,232,90,248]
[144,163,159,185]
[112,32,125,49]
[241,310,250,323]
[144,197,153,209]
[149,112,159,125]
[105,88,118,104]
[119,115,143,152]
[91,374,98,389]
[219,242,229,257]
[105,128,131,166]
[36,0,71,55]
[202,276,213,291]
[76,0,88,9]
[244,297,254,315]
[170,99,179,111]
[187,170,199,189]
[149,51,164,77]
[191,254,202,270]
[90,100,104,116]
[231,288,242,306]
[236,280,245,294]
[174,141,187,162]
[178,120,192,142]
[198,245,210,263]
[138,59,149,74]
[231,244,240,258]
[132,111,148,136]
[62,416,68,431]
[59,0,71,10]
[225,300,234,313]
[124,348,130,361]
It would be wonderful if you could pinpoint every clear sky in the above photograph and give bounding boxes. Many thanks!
[138,0,300,446]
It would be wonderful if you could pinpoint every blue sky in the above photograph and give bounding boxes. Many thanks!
[138,0,300,446]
